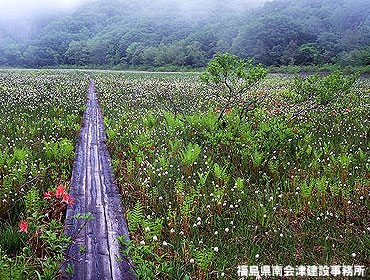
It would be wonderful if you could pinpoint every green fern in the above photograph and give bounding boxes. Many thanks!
[193,247,214,271]
[59,139,74,160]
[168,139,180,155]
[198,170,210,188]
[174,180,185,198]
[323,163,331,175]
[311,150,322,172]
[342,184,352,201]
[127,201,144,234]
[158,155,170,172]
[200,109,218,131]
[135,150,144,165]
[306,145,312,155]
[44,139,74,161]
[301,179,313,199]
[213,163,222,180]
[339,153,352,170]
[143,217,163,240]
[13,148,29,163]
[136,131,152,148]
[251,150,264,168]
[142,111,157,129]
[235,177,244,192]
[0,149,8,169]
[147,185,159,204]
[358,148,365,162]
[214,187,225,206]
[213,162,229,185]
[190,183,201,199]
[316,176,327,198]
[106,128,117,140]
[179,194,196,224]
[268,159,279,175]
[24,186,40,216]
[128,141,139,156]
[164,111,183,132]
[44,140,59,161]
[179,142,201,166]
[126,159,135,176]
[330,182,340,197]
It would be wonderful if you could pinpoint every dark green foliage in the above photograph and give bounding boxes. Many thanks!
[0,0,369,69]
[0,223,26,256]
[292,71,359,109]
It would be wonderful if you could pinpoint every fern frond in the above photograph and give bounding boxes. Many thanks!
[194,247,213,271]
[24,186,40,216]
[127,201,144,234]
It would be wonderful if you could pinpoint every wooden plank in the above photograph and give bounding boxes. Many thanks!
[62,79,135,280]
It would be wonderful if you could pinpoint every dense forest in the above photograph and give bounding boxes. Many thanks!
[0,0,369,69]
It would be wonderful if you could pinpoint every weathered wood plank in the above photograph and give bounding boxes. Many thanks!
[63,79,135,280]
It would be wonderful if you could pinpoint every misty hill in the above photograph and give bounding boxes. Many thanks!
[0,0,369,69]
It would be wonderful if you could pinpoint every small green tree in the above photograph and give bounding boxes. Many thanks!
[290,71,359,121]
[200,52,267,124]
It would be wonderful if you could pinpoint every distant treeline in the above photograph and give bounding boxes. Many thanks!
[0,0,369,69]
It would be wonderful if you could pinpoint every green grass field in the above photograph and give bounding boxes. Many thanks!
[0,70,86,279]
[0,69,369,279]
[95,71,370,279]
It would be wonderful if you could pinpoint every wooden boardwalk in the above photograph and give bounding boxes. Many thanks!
[63,79,135,280]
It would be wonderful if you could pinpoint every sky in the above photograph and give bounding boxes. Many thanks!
[0,0,87,20]
[0,0,89,39]
[0,0,85,11]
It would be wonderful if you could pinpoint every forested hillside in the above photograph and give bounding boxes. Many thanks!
[0,0,369,69]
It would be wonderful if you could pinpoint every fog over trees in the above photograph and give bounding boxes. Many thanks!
[0,0,369,69]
